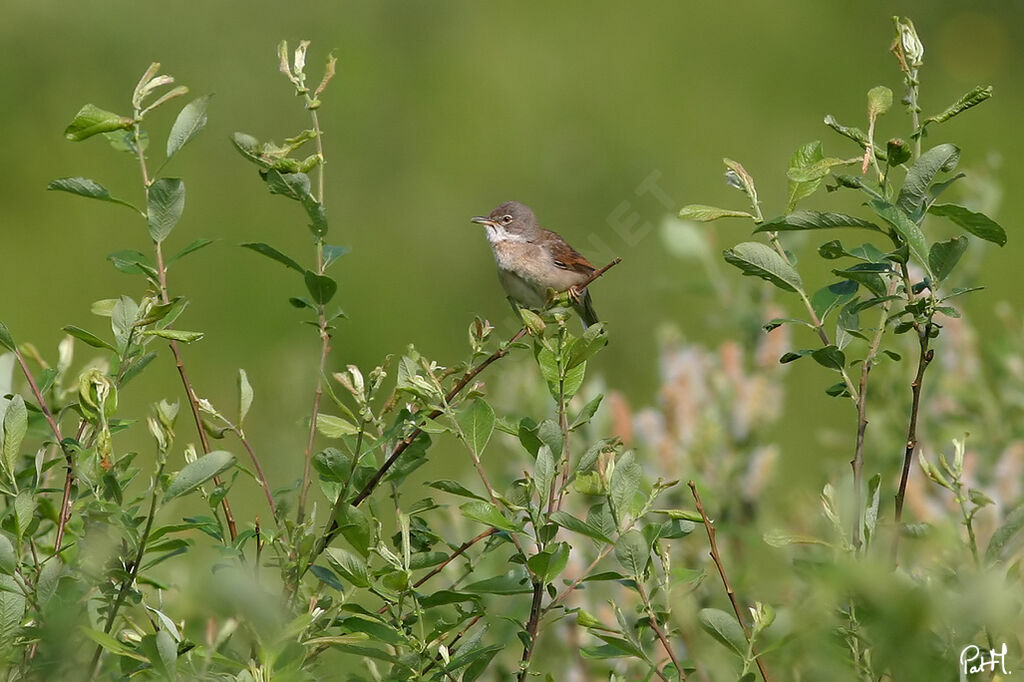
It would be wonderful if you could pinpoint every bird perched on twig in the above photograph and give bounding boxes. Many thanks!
[471,201,600,328]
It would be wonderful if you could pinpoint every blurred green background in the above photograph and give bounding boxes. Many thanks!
[2,2,1021,511]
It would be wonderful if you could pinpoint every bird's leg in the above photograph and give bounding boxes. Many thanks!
[566,285,583,304]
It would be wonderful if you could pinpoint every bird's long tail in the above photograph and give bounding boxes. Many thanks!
[574,289,600,329]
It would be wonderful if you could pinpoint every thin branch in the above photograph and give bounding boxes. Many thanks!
[11,348,76,554]
[87,458,166,678]
[154,241,238,541]
[421,614,484,677]
[548,544,615,611]
[297,105,330,526]
[227,424,282,534]
[297,331,330,525]
[850,278,897,551]
[891,321,932,564]
[517,580,545,681]
[373,527,496,620]
[637,580,686,680]
[552,323,571,513]
[689,481,770,682]
[138,124,238,541]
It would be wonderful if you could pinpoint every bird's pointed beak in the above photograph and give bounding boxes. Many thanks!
[471,216,497,227]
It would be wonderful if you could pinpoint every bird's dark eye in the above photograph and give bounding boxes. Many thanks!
[501,215,513,224]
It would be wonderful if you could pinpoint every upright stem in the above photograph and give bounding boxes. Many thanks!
[135,125,237,541]
[689,481,771,682]
[517,581,545,681]
[87,458,166,678]
[891,322,932,564]
[850,278,897,551]
[296,108,330,526]
[11,350,73,554]
[636,580,686,680]
[551,324,571,513]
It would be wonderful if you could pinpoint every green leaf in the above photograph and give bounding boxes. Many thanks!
[164,450,235,500]
[567,323,608,369]
[0,535,14,576]
[78,625,146,660]
[237,369,253,424]
[103,129,146,154]
[107,249,156,277]
[334,504,372,556]
[830,173,884,201]
[304,270,337,305]
[263,169,312,201]
[457,399,495,456]
[868,200,932,279]
[763,529,831,547]
[786,140,825,211]
[62,103,133,141]
[677,205,753,222]
[779,349,815,364]
[535,445,555,502]
[867,86,893,118]
[527,542,570,583]
[922,86,993,128]
[166,94,212,159]
[651,508,704,523]
[240,242,304,273]
[823,115,872,153]
[928,237,968,283]
[785,157,855,183]
[47,177,139,212]
[325,547,370,587]
[323,245,350,269]
[928,204,1007,246]
[581,634,647,660]
[549,510,614,544]
[111,295,138,352]
[985,504,1024,565]
[825,381,850,398]
[614,529,649,577]
[2,396,27,477]
[426,479,487,501]
[316,414,360,438]
[610,451,642,523]
[142,329,204,343]
[811,345,846,371]
[147,177,186,243]
[811,280,858,322]
[463,568,532,595]
[723,242,802,293]
[62,325,117,351]
[167,238,214,264]
[0,322,13,351]
[519,308,546,335]
[831,263,890,298]
[570,394,603,430]
[698,608,748,656]
[757,211,881,233]
[459,501,522,533]
[896,144,960,218]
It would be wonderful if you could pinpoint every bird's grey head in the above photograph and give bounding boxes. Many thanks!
[471,201,540,243]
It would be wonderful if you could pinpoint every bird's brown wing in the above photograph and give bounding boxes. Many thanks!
[541,229,596,275]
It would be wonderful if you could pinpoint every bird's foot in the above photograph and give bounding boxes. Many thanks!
[567,285,583,304]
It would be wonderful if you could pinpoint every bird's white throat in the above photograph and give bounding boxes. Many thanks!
[484,224,530,246]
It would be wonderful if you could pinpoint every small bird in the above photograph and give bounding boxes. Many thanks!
[471,201,600,327]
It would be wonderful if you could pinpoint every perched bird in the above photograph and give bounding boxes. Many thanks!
[471,201,600,327]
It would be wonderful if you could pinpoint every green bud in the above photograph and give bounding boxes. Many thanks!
[886,138,912,165]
